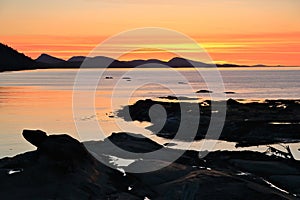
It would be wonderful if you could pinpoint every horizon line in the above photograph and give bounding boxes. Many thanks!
[2,42,300,67]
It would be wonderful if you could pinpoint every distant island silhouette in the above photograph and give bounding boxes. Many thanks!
[0,42,287,72]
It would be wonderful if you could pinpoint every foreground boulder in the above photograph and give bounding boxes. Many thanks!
[0,130,144,199]
[22,129,88,162]
[0,130,299,199]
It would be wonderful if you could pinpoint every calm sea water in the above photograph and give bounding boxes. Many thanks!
[0,67,300,158]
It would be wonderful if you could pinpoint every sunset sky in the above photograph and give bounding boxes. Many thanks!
[0,0,299,65]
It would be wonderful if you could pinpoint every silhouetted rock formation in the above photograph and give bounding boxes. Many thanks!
[22,129,48,147]
[0,130,143,199]
[22,129,88,161]
[0,130,299,199]
[196,89,213,93]
[118,98,300,147]
[225,91,236,94]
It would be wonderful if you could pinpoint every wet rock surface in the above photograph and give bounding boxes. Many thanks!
[0,130,142,199]
[117,98,300,147]
[0,130,300,199]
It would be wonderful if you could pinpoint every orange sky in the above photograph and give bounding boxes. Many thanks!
[0,0,299,65]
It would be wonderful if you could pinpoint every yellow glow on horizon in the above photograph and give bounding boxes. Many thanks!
[1,34,299,66]
[1,0,299,65]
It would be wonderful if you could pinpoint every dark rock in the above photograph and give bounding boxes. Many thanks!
[196,89,213,93]
[159,95,178,100]
[22,129,47,148]
[163,143,177,147]
[158,96,199,101]
[227,98,240,105]
[1,131,300,199]
[23,130,87,161]
[106,132,163,153]
[117,98,300,147]
[94,134,300,199]
[0,130,148,199]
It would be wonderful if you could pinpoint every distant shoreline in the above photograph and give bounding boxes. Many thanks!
[1,42,299,73]
[2,65,300,74]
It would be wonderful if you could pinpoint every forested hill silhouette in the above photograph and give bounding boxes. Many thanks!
[36,53,66,65]
[0,43,37,72]
[1,42,276,72]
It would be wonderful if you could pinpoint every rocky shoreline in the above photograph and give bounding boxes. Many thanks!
[118,98,300,147]
[1,98,300,199]
[0,130,299,199]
